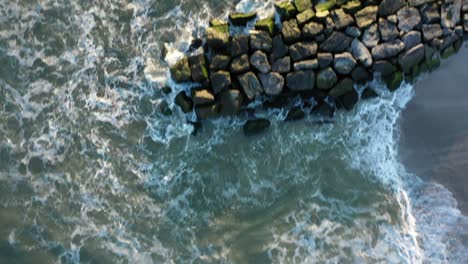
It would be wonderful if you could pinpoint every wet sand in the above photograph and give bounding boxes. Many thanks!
[399,42,468,214]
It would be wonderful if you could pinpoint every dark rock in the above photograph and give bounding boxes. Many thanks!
[206,26,229,50]
[192,89,215,105]
[324,17,335,36]
[379,18,399,42]
[351,66,373,83]
[189,54,209,82]
[362,23,380,48]
[189,38,203,52]
[250,31,273,52]
[282,19,302,44]
[408,0,435,6]
[237,72,263,100]
[316,67,338,90]
[294,59,318,71]
[346,26,361,38]
[250,50,271,73]
[231,35,249,57]
[399,43,425,73]
[211,71,231,94]
[313,99,335,118]
[318,52,334,68]
[349,38,372,67]
[275,0,298,21]
[259,72,285,95]
[255,16,276,35]
[424,44,440,71]
[361,87,379,99]
[379,0,404,17]
[297,9,316,26]
[441,45,456,59]
[195,104,219,119]
[329,78,354,97]
[175,92,193,113]
[420,3,441,24]
[210,54,231,71]
[464,0,468,12]
[371,40,405,60]
[162,86,172,94]
[28,156,44,174]
[441,1,463,29]
[286,70,315,91]
[334,52,357,74]
[331,9,355,30]
[402,31,421,51]
[397,7,421,33]
[383,71,404,91]
[230,54,250,74]
[271,35,289,62]
[339,90,359,110]
[289,42,318,62]
[372,60,397,76]
[220,90,243,115]
[272,56,291,73]
[285,107,306,121]
[355,5,378,29]
[243,119,271,136]
[229,12,257,26]
[302,22,324,39]
[170,57,191,83]
[422,24,443,42]
[320,31,353,52]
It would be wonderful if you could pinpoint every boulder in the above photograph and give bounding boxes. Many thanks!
[339,90,359,110]
[286,70,315,91]
[362,23,380,48]
[355,5,378,29]
[408,0,435,6]
[399,43,425,73]
[349,38,372,67]
[331,9,355,29]
[189,54,209,82]
[289,42,318,62]
[397,7,421,33]
[250,50,271,73]
[297,9,316,26]
[371,40,405,60]
[342,0,362,14]
[422,24,443,42]
[275,0,298,21]
[219,90,243,115]
[229,12,257,26]
[324,17,335,35]
[209,18,228,27]
[383,71,403,91]
[361,87,379,99]
[441,1,463,29]
[302,22,324,39]
[195,104,219,119]
[230,54,250,74]
[272,56,291,73]
[294,59,319,71]
[334,52,357,74]
[175,91,193,113]
[250,31,273,53]
[315,10,330,21]
[420,3,441,24]
[441,45,456,59]
[379,18,399,42]
[170,57,191,83]
[465,14,468,32]
[378,0,404,17]
[372,60,397,76]
[231,35,249,58]
[237,72,263,100]
[464,0,468,12]
[211,71,231,94]
[243,119,270,136]
[315,0,336,12]
[192,89,215,105]
[285,107,306,121]
[282,19,302,44]
[351,66,373,83]
[206,26,229,50]
[294,0,312,13]
[210,55,231,71]
[402,31,421,51]
[387,15,398,24]
[346,26,361,38]
[329,78,354,97]
[255,16,276,35]
[318,52,334,68]
[271,35,289,62]
[259,72,285,95]
[320,31,353,52]
[316,67,338,90]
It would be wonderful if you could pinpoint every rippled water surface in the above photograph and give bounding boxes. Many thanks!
[0,0,467,263]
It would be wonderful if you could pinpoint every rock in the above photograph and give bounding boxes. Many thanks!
[355,5,378,29]
[318,52,334,68]
[206,26,229,50]
[441,45,456,59]
[28,156,44,174]
[294,59,318,71]
[161,86,172,94]
[189,54,209,82]
[331,9,354,29]
[384,71,403,91]
[424,44,440,70]
[315,10,330,21]
[250,50,271,73]
[195,104,219,119]
[465,14,468,32]
[220,90,243,115]
[346,26,361,38]
[231,35,249,57]
[464,0,468,12]
[259,72,285,95]
[282,19,301,44]
[272,56,291,73]
[243,119,270,136]
[397,7,421,33]
[237,72,263,100]
[399,43,425,73]
[371,40,405,60]
[379,18,399,42]
[313,98,335,117]
[372,60,397,76]
[297,9,316,26]
[455,25,464,37]
[362,23,380,48]
[175,92,193,113]
[387,15,398,24]
[271,35,289,62]
[422,24,443,42]
[351,66,373,83]
[441,1,463,29]
[402,31,421,51]
[275,0,298,20]
[315,0,336,12]
[342,0,362,14]
[420,3,441,24]
[324,17,335,35]
[285,107,306,121]
[250,31,273,53]
[210,55,231,71]
[255,16,276,35]
[408,0,435,6]
[211,71,231,94]
[316,67,338,90]
[170,57,191,83]
[230,54,250,74]
[286,70,315,91]
[379,0,404,17]
[289,42,318,62]
[329,78,354,97]
[302,22,324,39]
[192,89,215,105]
[334,52,357,74]
[361,87,379,99]
[294,0,312,12]
[229,12,257,26]
[339,90,359,110]
[209,18,228,27]
[349,38,373,67]
[320,31,353,52]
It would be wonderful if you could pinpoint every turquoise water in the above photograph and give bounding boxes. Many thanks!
[0,0,467,263]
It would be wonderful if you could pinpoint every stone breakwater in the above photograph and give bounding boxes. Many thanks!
[167,0,467,135]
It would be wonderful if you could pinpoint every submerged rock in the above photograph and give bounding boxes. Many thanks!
[339,90,359,110]
[285,107,306,121]
[362,23,380,48]
[243,119,271,136]
[195,104,219,119]
[220,90,243,115]
[372,60,397,76]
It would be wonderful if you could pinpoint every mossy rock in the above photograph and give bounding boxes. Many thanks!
[294,0,312,13]
[255,16,276,36]
[426,56,441,71]
[315,0,336,13]
[229,12,257,26]
[384,71,403,91]
[296,8,316,26]
[170,57,191,83]
[206,26,229,50]
[441,45,455,59]
[341,0,362,14]
[275,0,298,21]
[209,18,228,27]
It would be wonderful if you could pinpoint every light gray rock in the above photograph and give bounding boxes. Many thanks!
[250,50,271,73]
[349,38,373,67]
[379,18,399,42]
[402,31,421,51]
[334,52,357,75]
[259,72,284,95]
[237,72,263,100]
[362,23,380,48]
[397,7,421,33]
[289,42,318,62]
[422,24,443,42]
[331,9,354,29]
[399,43,425,73]
[272,56,291,73]
[371,40,406,60]
[294,59,318,71]
[286,71,315,91]
[316,67,338,90]
[355,5,379,28]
